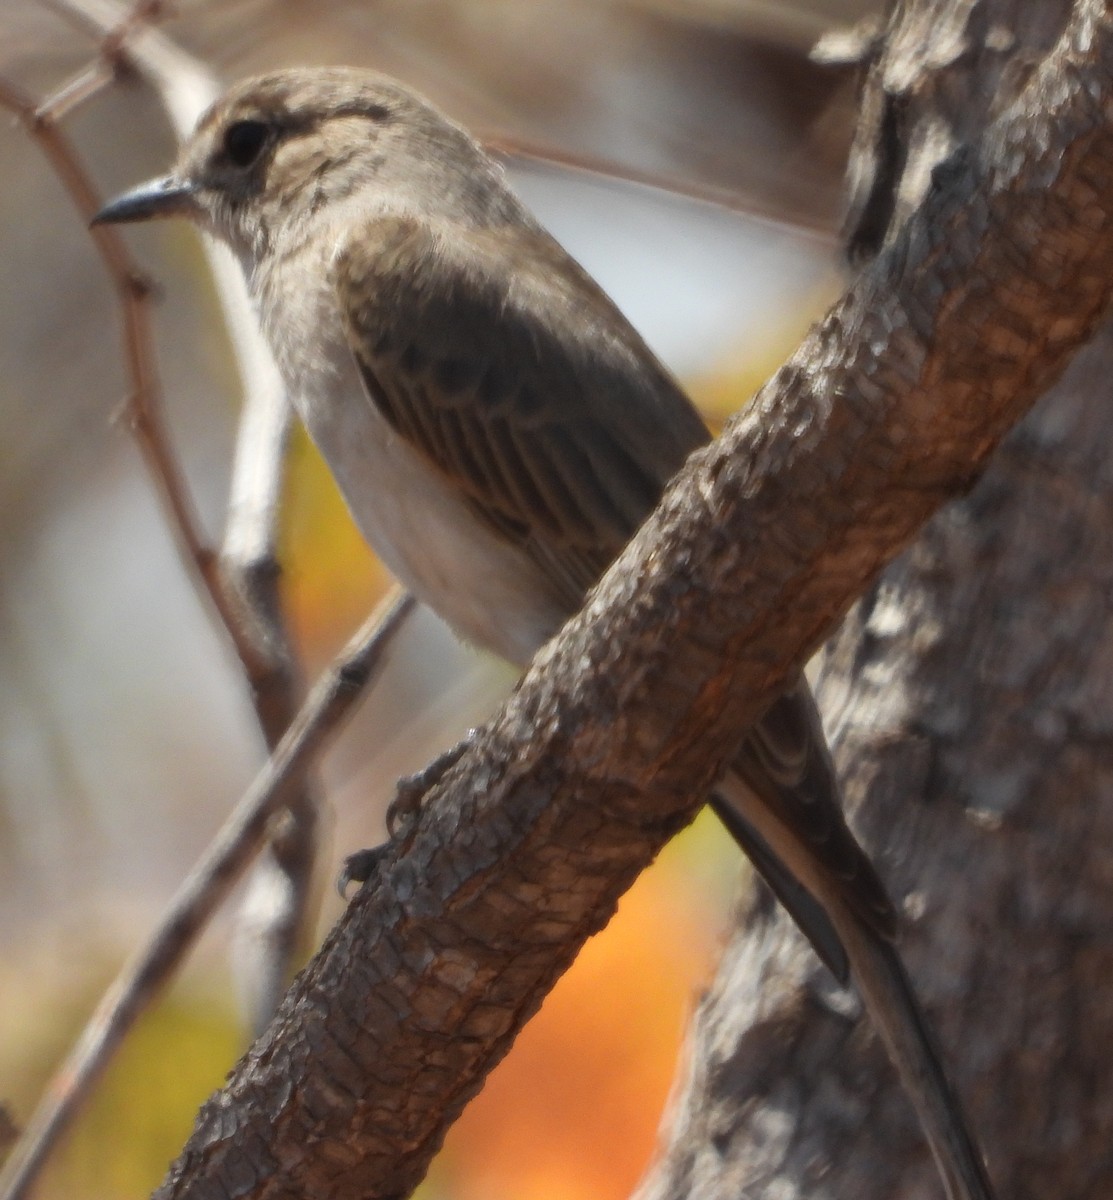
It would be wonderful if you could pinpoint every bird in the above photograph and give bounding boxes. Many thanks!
[93,67,995,1200]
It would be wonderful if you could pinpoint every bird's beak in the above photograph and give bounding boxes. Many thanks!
[91,174,198,226]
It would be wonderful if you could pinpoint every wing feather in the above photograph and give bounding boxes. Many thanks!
[335,212,709,600]
[334,211,896,952]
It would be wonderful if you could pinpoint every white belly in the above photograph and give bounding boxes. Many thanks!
[255,248,570,666]
[304,353,569,665]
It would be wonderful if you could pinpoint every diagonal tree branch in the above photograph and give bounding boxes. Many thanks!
[0,592,414,1200]
[151,4,1113,1198]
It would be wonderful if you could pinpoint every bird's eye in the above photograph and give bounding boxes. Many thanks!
[222,119,270,168]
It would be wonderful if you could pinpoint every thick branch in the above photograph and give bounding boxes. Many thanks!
[638,3,1113,1197]
[156,5,1113,1199]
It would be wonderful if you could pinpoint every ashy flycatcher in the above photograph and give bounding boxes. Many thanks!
[95,68,994,1200]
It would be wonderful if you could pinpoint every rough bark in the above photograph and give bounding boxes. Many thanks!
[842,0,1075,263]
[638,2,1113,1198]
[153,3,1113,1198]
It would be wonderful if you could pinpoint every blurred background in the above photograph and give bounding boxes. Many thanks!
[0,2,877,1197]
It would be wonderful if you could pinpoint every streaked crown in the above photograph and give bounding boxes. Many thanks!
[141,68,525,258]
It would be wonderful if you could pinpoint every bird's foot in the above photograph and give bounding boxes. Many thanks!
[336,845,388,897]
[384,735,473,837]
[337,734,475,898]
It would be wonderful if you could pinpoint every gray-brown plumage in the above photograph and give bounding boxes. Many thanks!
[94,67,994,1200]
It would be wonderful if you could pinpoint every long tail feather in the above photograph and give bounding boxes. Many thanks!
[714,770,995,1200]
[823,887,996,1200]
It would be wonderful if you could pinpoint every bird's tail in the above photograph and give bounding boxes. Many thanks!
[717,676,994,1199]
[823,885,996,1200]
[713,773,995,1200]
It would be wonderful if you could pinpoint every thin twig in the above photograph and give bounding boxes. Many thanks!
[0,74,270,681]
[219,380,313,1033]
[1,0,322,1172]
[43,0,165,62]
[486,134,838,245]
[0,590,416,1200]
[34,59,116,123]
[57,0,328,1031]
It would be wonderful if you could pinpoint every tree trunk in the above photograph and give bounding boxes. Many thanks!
[638,3,1113,1197]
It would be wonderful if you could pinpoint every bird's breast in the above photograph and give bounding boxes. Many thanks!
[253,248,569,667]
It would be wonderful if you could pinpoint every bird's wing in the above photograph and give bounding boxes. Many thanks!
[730,677,898,939]
[335,210,895,938]
[334,212,710,610]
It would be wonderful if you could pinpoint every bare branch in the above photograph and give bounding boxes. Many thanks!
[0,72,265,677]
[0,0,322,1177]
[0,591,416,1200]
[484,137,838,244]
[34,59,117,122]
[220,381,308,1032]
[59,0,329,1031]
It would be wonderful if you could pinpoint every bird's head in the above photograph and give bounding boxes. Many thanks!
[94,68,511,259]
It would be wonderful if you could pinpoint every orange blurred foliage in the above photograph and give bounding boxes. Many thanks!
[280,426,393,664]
[436,831,725,1200]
